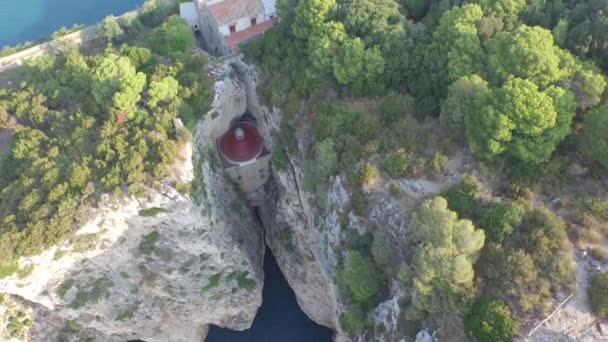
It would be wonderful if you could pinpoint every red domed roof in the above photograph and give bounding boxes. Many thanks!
[218,121,264,163]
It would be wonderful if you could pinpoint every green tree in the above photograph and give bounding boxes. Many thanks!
[293,0,336,39]
[465,77,576,164]
[589,272,608,319]
[488,25,561,87]
[148,76,179,108]
[148,16,195,59]
[465,298,518,342]
[440,74,488,132]
[408,197,485,317]
[579,105,608,169]
[96,15,124,44]
[342,251,384,303]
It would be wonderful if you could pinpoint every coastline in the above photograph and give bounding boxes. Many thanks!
[0,1,159,72]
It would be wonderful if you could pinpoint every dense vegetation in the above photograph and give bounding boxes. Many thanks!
[246,0,608,339]
[0,2,212,266]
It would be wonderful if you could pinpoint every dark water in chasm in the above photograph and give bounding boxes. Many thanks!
[206,248,334,342]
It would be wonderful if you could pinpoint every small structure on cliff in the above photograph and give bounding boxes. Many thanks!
[217,113,271,193]
[180,0,277,56]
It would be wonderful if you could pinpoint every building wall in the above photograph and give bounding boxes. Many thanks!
[194,0,231,56]
[218,13,265,36]
[225,153,271,194]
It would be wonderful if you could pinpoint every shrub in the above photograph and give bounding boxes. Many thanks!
[56,279,75,299]
[236,271,256,291]
[591,247,608,263]
[478,201,524,243]
[138,231,160,254]
[272,146,289,172]
[0,261,19,279]
[138,207,169,217]
[441,174,480,219]
[342,302,368,335]
[357,163,378,185]
[371,230,398,274]
[385,153,411,178]
[202,272,221,292]
[589,272,608,318]
[342,251,384,303]
[429,152,448,174]
[465,298,518,342]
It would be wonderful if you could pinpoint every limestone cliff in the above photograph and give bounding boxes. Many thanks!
[0,65,264,342]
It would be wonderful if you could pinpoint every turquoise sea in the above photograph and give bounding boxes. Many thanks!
[0,0,142,47]
[0,2,335,341]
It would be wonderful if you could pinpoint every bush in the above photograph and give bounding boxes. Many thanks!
[478,201,524,243]
[371,230,398,274]
[202,272,221,292]
[429,152,448,174]
[138,207,169,217]
[441,174,480,219]
[589,272,608,318]
[0,261,19,279]
[357,163,378,185]
[591,247,608,263]
[342,251,385,303]
[385,153,411,178]
[138,231,160,254]
[465,298,518,342]
[342,303,368,335]
[272,146,289,172]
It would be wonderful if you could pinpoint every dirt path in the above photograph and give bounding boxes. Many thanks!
[529,253,608,341]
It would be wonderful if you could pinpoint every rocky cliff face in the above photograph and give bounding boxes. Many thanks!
[0,65,264,342]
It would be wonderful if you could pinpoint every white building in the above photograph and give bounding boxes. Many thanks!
[180,0,277,54]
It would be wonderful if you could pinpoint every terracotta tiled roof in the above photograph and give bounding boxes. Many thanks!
[225,19,274,51]
[208,0,263,26]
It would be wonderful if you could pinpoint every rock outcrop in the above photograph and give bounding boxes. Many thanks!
[0,65,264,342]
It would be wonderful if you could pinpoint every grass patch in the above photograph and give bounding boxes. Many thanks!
[138,231,160,255]
[138,207,169,217]
[0,261,19,279]
[202,272,222,292]
[119,271,130,279]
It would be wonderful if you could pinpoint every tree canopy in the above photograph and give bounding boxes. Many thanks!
[408,197,485,318]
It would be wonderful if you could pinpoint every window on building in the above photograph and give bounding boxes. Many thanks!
[229,25,236,34]
[251,17,257,26]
